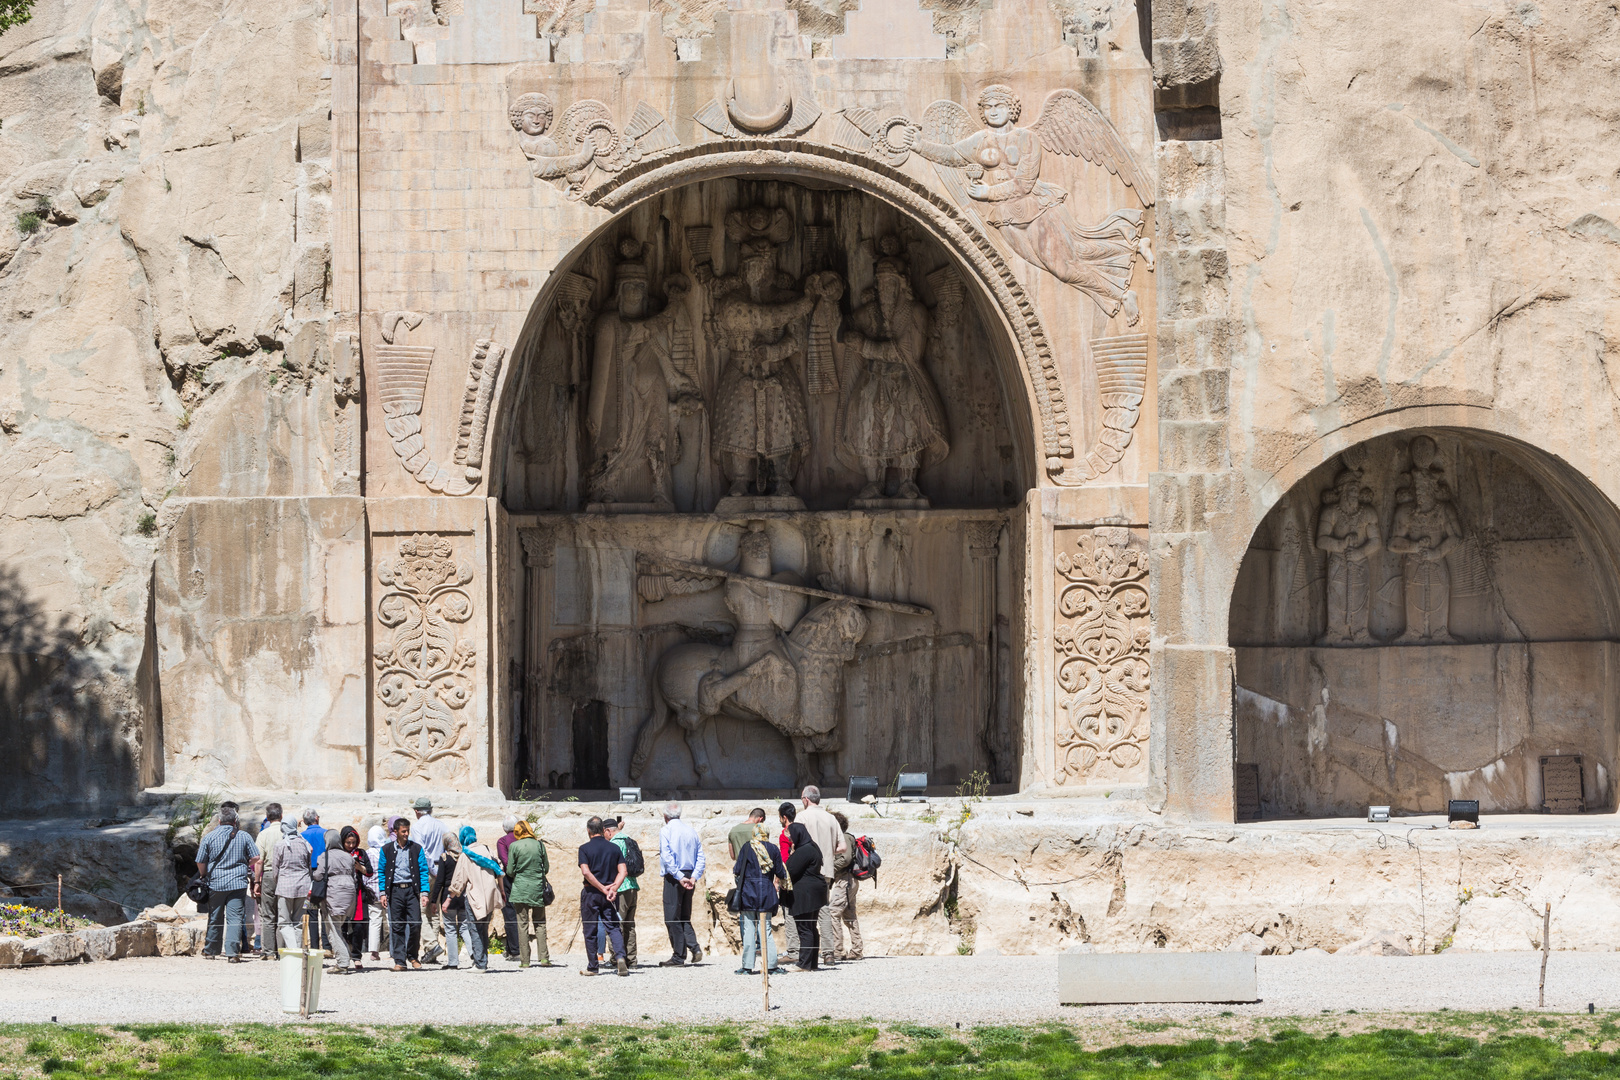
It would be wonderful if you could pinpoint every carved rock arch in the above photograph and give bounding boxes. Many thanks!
[1222,406,1620,640]
[580,140,1103,485]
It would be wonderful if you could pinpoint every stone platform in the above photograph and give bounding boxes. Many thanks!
[5,791,1616,958]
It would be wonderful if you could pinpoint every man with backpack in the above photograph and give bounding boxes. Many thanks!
[829,810,866,961]
[604,817,644,968]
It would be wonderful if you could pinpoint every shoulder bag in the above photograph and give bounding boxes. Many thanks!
[308,849,329,904]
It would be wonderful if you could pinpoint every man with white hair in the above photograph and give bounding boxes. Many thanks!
[656,801,705,966]
[496,815,521,962]
[796,785,845,967]
[298,807,330,953]
[411,797,450,963]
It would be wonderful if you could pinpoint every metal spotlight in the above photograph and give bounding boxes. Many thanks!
[896,772,929,801]
[618,787,642,804]
[1367,805,1390,823]
[847,776,880,804]
[1448,799,1479,827]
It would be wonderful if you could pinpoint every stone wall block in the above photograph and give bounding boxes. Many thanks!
[1159,369,1230,422]
[1157,248,1229,320]
[1157,315,1232,370]
[1154,644,1235,822]
[1160,421,1231,473]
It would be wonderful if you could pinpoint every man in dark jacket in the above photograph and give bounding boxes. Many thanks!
[378,817,431,970]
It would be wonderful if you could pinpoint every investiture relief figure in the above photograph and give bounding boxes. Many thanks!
[838,237,950,503]
[700,208,839,499]
[1314,467,1382,644]
[1388,435,1462,643]
[585,238,704,509]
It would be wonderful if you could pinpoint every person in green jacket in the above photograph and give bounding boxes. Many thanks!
[604,816,639,968]
[503,820,551,967]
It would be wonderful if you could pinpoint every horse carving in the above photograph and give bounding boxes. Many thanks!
[629,597,869,787]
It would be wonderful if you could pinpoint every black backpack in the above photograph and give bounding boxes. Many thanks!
[619,836,646,878]
[851,835,881,883]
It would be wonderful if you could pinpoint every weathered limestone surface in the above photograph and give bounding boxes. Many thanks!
[0,0,334,812]
[0,0,1617,958]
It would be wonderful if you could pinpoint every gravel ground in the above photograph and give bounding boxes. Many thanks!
[3,952,1620,1025]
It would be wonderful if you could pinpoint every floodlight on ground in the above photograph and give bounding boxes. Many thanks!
[618,787,641,803]
[1367,805,1390,823]
[896,772,928,801]
[847,776,880,803]
[1448,799,1479,826]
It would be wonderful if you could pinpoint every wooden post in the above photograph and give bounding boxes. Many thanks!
[301,912,312,1018]
[1539,903,1551,1008]
[761,912,770,1014]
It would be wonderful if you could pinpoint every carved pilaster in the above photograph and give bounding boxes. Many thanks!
[373,533,477,784]
[1053,527,1150,785]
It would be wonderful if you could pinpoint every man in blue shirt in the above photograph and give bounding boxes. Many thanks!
[196,805,260,961]
[656,801,705,966]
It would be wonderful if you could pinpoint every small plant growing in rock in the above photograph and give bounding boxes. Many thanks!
[136,511,156,535]
[16,210,39,234]
[176,410,190,429]
[163,447,176,467]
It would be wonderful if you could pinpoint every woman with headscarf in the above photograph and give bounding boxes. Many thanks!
[732,821,787,975]
[311,825,360,974]
[784,822,827,971]
[502,820,551,967]
[334,827,375,969]
[365,819,392,960]
[445,825,505,971]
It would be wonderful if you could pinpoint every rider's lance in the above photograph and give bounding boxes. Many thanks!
[642,555,934,617]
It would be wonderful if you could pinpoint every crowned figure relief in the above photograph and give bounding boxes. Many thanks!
[1388,435,1463,643]
[837,237,950,504]
[699,208,840,499]
[903,85,1149,325]
[1314,465,1382,644]
[585,237,703,510]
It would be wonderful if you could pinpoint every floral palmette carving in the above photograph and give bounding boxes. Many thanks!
[1053,529,1150,783]
[374,534,477,783]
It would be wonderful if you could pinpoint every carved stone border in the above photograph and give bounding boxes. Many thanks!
[584,141,1098,484]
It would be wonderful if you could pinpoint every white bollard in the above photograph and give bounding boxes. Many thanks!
[279,949,304,1013]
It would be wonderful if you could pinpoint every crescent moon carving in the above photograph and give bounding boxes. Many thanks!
[725,77,793,134]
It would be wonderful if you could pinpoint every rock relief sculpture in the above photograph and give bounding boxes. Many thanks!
[895,85,1153,325]
[1313,465,1382,644]
[374,534,477,784]
[375,311,502,495]
[697,207,841,499]
[836,236,950,506]
[630,523,932,787]
[1388,435,1463,643]
[508,92,680,199]
[1053,527,1150,784]
[585,237,705,510]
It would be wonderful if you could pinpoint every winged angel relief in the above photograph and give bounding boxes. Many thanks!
[878,85,1152,325]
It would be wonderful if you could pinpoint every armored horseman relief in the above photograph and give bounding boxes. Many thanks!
[630,522,932,787]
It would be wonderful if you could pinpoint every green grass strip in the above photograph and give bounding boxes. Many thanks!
[0,1021,1616,1079]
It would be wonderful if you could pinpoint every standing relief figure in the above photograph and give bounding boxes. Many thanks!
[699,208,839,499]
[902,85,1149,325]
[837,237,950,504]
[1387,435,1463,643]
[1313,466,1381,644]
[585,238,704,510]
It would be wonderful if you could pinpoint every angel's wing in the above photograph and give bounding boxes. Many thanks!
[1028,89,1152,205]
[919,99,986,229]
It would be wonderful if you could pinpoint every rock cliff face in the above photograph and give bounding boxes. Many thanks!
[0,0,334,813]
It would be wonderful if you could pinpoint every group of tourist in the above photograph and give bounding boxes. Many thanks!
[190,786,867,976]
